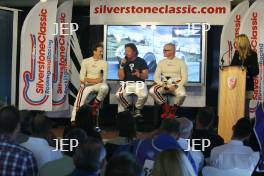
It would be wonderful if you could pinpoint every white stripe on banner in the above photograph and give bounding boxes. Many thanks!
[219,0,249,66]
[52,0,73,111]
[70,31,83,90]
[239,0,264,117]
[19,0,58,111]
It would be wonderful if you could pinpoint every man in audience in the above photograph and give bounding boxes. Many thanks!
[191,107,224,158]
[68,137,106,176]
[209,118,259,172]
[118,118,197,176]
[21,114,63,168]
[176,117,204,171]
[39,128,88,176]
[0,106,38,175]
[105,153,143,176]
[15,110,34,143]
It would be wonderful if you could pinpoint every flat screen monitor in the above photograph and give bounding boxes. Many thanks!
[106,25,204,84]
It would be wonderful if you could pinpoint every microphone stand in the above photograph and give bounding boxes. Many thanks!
[220,46,233,70]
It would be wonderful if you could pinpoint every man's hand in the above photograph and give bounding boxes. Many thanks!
[120,58,127,68]
[84,77,102,85]
[132,69,140,78]
[167,84,177,92]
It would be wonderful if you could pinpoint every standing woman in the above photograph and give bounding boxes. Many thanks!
[231,34,259,116]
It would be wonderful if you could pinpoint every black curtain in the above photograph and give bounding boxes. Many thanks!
[0,9,13,104]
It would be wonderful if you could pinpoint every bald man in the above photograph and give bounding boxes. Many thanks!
[149,43,187,118]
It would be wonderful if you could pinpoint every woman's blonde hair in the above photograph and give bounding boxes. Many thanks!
[235,34,251,60]
[152,149,196,176]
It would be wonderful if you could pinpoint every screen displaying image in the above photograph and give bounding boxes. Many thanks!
[106,25,202,83]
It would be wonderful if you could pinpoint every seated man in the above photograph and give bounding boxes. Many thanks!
[176,117,204,171]
[0,106,38,176]
[149,43,187,118]
[191,107,224,158]
[71,43,109,124]
[209,118,259,172]
[68,137,106,176]
[115,43,148,118]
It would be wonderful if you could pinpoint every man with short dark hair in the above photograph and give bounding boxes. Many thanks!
[115,43,148,118]
[68,137,106,176]
[39,128,88,176]
[210,118,259,172]
[0,106,38,176]
[105,153,143,176]
[191,107,224,158]
[71,43,109,124]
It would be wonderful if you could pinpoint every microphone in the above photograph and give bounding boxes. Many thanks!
[100,69,103,80]
[220,44,233,68]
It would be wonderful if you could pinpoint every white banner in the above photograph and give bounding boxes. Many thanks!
[239,0,264,117]
[52,0,73,111]
[19,0,58,111]
[219,0,249,66]
[90,0,230,25]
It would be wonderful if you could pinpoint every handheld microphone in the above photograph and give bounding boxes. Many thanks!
[100,69,103,80]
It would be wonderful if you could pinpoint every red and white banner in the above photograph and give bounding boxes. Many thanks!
[19,0,58,111]
[239,0,264,116]
[219,0,249,66]
[90,0,230,25]
[52,0,73,111]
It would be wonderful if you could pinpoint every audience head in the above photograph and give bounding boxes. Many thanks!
[31,114,52,135]
[63,128,88,157]
[73,137,106,173]
[196,107,215,129]
[105,153,143,176]
[177,117,193,139]
[75,104,94,130]
[152,148,195,176]
[159,118,180,139]
[116,111,136,141]
[19,110,34,135]
[0,105,20,140]
[232,117,251,141]
[31,114,57,146]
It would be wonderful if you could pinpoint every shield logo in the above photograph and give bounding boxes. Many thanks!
[227,76,237,89]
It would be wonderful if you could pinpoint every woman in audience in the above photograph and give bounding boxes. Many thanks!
[152,148,196,176]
